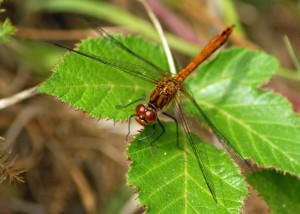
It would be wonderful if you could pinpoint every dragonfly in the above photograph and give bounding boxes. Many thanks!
[52,20,250,203]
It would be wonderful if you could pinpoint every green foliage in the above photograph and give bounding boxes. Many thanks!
[247,170,300,214]
[37,36,300,213]
[0,0,16,44]
[0,19,16,45]
[189,48,300,177]
[127,124,247,213]
[38,36,169,120]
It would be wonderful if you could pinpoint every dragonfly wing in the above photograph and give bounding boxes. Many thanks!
[180,88,253,172]
[174,96,217,203]
[51,42,159,84]
[81,16,169,80]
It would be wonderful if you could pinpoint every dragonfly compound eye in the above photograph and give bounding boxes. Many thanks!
[145,110,156,123]
[135,104,146,115]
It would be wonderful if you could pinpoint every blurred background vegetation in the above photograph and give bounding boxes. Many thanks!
[0,0,299,213]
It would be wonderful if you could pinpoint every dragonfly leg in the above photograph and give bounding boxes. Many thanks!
[162,112,180,149]
[115,98,146,109]
[148,118,165,147]
[138,124,156,142]
[126,114,137,141]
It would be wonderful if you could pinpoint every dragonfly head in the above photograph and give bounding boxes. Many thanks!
[135,104,157,126]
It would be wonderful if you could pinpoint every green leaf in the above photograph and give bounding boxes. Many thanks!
[127,123,248,213]
[38,35,300,213]
[246,170,300,214]
[37,36,169,121]
[188,48,277,89]
[0,19,16,44]
[0,0,15,43]
[189,48,300,177]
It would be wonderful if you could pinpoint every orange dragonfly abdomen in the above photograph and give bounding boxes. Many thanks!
[135,25,234,126]
[174,25,234,84]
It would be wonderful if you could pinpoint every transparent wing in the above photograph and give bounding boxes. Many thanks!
[81,16,169,81]
[180,88,252,172]
[51,42,159,84]
[174,96,217,203]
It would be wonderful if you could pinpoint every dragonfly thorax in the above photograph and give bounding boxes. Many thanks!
[134,78,179,126]
[149,77,180,110]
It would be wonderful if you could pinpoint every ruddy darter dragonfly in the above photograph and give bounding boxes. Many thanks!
[53,24,249,203]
